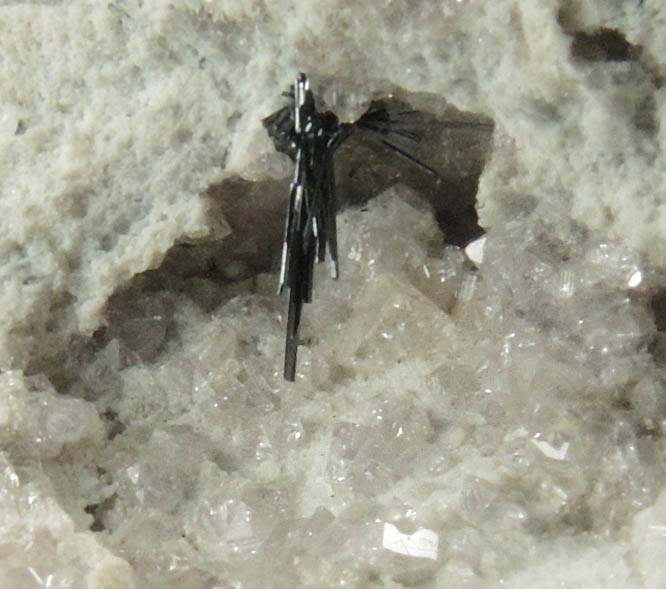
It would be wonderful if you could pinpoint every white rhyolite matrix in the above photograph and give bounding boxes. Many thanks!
[1,1,665,587]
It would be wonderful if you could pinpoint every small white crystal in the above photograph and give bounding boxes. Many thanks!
[465,235,486,266]
[382,522,439,560]
[531,439,570,461]
[628,271,642,288]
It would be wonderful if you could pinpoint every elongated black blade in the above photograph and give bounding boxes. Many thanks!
[270,74,346,381]
[264,78,494,381]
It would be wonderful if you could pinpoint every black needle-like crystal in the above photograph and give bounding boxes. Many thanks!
[263,74,351,380]
[263,74,480,381]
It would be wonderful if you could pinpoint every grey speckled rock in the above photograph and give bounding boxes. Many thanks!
[1,1,666,587]
[0,3,233,367]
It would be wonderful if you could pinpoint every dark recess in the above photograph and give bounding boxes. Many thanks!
[173,97,494,290]
[570,28,634,62]
[650,289,666,332]
[84,494,116,532]
[648,288,666,364]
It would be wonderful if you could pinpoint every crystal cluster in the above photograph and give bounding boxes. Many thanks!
[0,372,134,588]
[2,188,662,587]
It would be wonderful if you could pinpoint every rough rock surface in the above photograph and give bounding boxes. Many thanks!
[1,1,665,587]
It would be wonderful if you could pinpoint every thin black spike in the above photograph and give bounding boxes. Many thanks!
[440,120,495,131]
[379,138,438,176]
[263,74,349,380]
[263,75,491,380]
